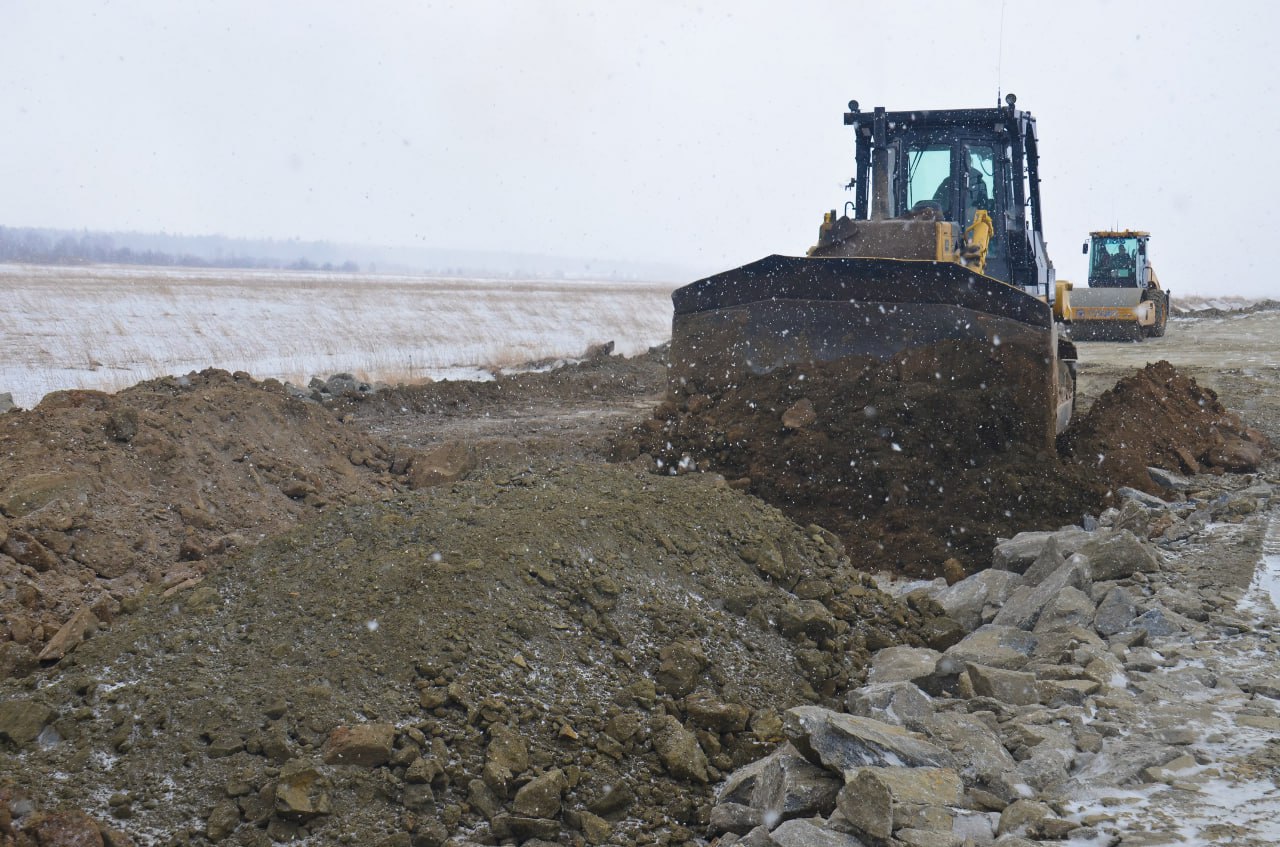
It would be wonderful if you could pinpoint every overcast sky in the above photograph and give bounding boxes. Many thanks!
[1,1,1275,296]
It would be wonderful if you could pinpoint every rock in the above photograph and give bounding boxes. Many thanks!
[836,769,892,841]
[718,743,788,805]
[569,808,612,845]
[206,800,241,841]
[708,803,765,837]
[489,813,560,842]
[1032,586,1097,633]
[485,723,529,786]
[991,555,1091,631]
[0,472,92,518]
[1020,536,1067,587]
[965,664,1039,706]
[913,712,1019,801]
[1207,434,1264,471]
[656,640,708,697]
[1116,486,1171,508]
[935,569,1022,631]
[36,605,97,663]
[585,781,635,817]
[777,598,838,640]
[0,698,56,745]
[1147,466,1191,491]
[0,393,13,413]
[513,768,567,818]
[406,441,475,488]
[1127,608,1184,638]
[750,742,841,821]
[863,765,963,807]
[896,830,964,847]
[1093,586,1139,636]
[867,646,942,686]
[997,799,1054,838]
[769,818,864,846]
[781,398,817,429]
[783,706,952,773]
[1078,530,1160,582]
[1,529,60,572]
[991,527,1093,573]
[21,810,105,847]
[0,641,38,679]
[939,626,1039,672]
[847,682,935,728]
[322,723,394,766]
[274,759,332,820]
[1036,678,1100,707]
[685,691,751,732]
[650,714,709,782]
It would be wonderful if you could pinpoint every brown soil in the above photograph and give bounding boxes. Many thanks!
[0,334,1273,846]
[619,356,1271,579]
[1061,360,1272,492]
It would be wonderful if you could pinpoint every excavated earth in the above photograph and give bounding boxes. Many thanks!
[0,310,1278,847]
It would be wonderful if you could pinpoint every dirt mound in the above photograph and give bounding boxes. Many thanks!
[1061,360,1272,491]
[1,463,953,846]
[0,369,414,670]
[619,358,1270,578]
[618,343,1108,578]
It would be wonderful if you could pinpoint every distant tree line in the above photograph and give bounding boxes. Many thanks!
[0,226,360,272]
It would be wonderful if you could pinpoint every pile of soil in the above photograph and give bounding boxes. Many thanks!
[2,463,953,846]
[1061,360,1271,492]
[619,357,1270,578]
[0,369,415,674]
[0,343,1272,847]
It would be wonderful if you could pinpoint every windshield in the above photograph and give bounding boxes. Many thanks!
[1090,236,1140,281]
[905,143,994,224]
[906,145,951,214]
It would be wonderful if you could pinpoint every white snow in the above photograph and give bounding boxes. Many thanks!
[0,263,675,407]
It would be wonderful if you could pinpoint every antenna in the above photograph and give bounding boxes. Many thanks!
[997,0,1007,105]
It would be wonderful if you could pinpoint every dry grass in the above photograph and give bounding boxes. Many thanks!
[0,264,675,406]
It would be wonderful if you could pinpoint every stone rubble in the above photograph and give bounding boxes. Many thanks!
[710,468,1280,847]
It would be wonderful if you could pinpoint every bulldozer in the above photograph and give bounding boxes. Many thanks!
[668,95,1077,452]
[1058,231,1168,340]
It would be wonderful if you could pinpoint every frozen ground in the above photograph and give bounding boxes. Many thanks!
[0,263,675,407]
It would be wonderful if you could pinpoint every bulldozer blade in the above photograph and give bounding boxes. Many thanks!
[669,255,1068,450]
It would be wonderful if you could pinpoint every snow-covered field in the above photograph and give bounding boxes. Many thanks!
[0,264,676,408]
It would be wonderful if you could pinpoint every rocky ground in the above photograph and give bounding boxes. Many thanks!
[1,309,1279,847]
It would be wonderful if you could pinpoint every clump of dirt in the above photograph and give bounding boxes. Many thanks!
[1061,360,1272,492]
[0,369,416,671]
[619,356,1270,579]
[618,340,1109,578]
[1,462,953,846]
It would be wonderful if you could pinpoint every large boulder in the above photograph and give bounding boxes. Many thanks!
[991,555,1092,632]
[783,706,952,774]
[750,742,841,822]
[847,682,935,728]
[991,527,1094,573]
[966,664,1039,706]
[934,569,1022,631]
[1078,530,1160,582]
[939,626,1038,673]
[1093,586,1139,636]
[867,646,942,686]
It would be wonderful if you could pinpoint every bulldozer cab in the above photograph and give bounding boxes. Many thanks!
[1085,231,1153,289]
[841,99,1054,298]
